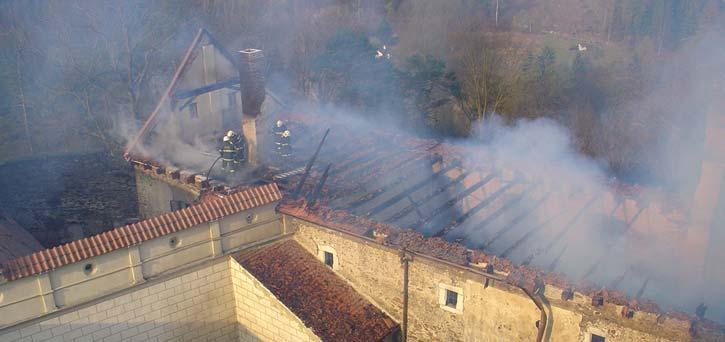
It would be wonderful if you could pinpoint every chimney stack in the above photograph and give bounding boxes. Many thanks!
[238,49,266,166]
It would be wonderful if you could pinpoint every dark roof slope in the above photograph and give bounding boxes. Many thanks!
[0,212,42,264]
[1,183,281,281]
[233,240,399,342]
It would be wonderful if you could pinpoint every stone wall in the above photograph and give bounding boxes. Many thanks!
[286,215,689,342]
[229,258,319,342]
[0,258,237,342]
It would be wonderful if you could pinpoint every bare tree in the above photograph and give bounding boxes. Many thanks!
[458,38,511,125]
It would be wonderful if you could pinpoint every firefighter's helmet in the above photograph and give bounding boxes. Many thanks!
[226,130,235,137]
[282,130,290,138]
[276,120,284,128]
[223,136,230,142]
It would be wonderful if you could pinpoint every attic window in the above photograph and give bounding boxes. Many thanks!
[324,251,334,268]
[591,334,605,342]
[318,246,339,270]
[190,102,199,119]
[445,290,458,308]
[170,200,189,211]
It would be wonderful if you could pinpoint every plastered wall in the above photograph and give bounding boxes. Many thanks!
[0,203,281,328]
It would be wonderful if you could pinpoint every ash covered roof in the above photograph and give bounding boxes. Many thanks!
[1,183,281,281]
[233,239,399,342]
[0,212,42,265]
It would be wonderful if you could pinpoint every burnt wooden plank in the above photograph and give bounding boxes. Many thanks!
[431,182,522,238]
[479,191,552,250]
[361,161,462,217]
[384,171,480,224]
[411,174,495,230]
[500,195,597,259]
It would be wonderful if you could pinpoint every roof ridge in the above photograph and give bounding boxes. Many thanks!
[1,183,281,281]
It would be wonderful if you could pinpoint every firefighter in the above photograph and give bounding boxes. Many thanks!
[273,120,291,160]
[278,129,292,158]
[219,135,237,172]
[226,130,247,165]
[273,120,287,138]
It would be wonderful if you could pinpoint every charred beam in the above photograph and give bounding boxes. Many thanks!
[501,195,597,259]
[337,154,427,209]
[545,245,568,272]
[608,267,630,290]
[581,207,645,280]
[293,129,330,197]
[331,146,408,180]
[480,192,551,250]
[406,195,425,219]
[385,171,477,223]
[414,174,494,230]
[635,277,650,299]
[433,183,524,236]
[173,77,239,100]
[307,164,332,208]
[361,160,462,217]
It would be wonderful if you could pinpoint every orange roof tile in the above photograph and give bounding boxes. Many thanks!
[234,240,399,342]
[1,183,281,281]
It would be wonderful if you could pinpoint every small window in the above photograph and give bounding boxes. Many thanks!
[318,246,339,270]
[591,334,605,342]
[170,200,189,211]
[190,102,199,119]
[438,284,463,314]
[324,251,334,268]
[83,263,96,276]
[445,290,458,308]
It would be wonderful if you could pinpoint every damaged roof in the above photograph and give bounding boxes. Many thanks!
[1,183,281,281]
[0,212,43,265]
[270,112,720,322]
[233,239,399,342]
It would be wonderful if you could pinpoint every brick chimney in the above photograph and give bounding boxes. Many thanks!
[238,49,266,166]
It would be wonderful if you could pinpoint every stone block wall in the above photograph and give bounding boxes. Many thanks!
[0,258,237,342]
[229,259,319,342]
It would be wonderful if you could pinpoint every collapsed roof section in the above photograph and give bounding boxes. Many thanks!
[274,112,718,321]
[124,28,284,173]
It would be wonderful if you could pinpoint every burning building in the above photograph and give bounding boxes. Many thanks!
[0,29,724,342]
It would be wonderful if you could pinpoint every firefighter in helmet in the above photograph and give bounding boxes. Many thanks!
[278,129,292,158]
[226,130,247,165]
[273,120,287,137]
[219,135,237,172]
[273,119,291,160]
